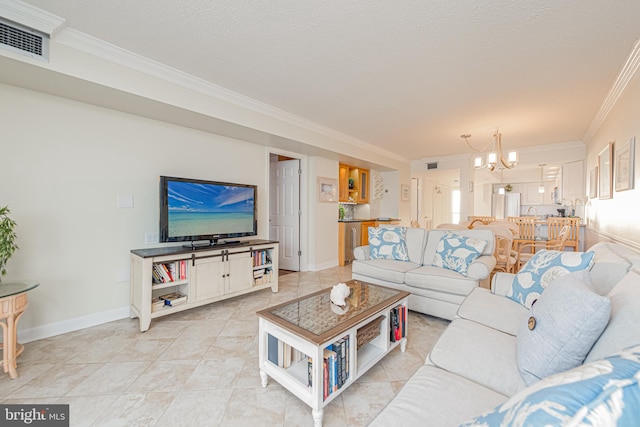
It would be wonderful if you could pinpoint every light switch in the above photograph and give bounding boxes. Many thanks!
[117,195,134,208]
[145,232,159,244]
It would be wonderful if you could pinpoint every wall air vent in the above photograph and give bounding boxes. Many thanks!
[426,162,438,170]
[0,18,49,61]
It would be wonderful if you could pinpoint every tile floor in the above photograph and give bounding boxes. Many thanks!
[1,265,449,426]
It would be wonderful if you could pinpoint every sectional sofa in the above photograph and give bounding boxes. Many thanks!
[369,241,640,426]
[352,227,496,320]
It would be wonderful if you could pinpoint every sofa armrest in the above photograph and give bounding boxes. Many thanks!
[466,255,496,280]
[353,245,370,260]
[492,272,516,295]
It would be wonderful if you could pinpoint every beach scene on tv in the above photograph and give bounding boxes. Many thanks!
[167,181,255,238]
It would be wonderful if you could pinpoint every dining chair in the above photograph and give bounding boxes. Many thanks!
[547,217,580,251]
[514,225,570,272]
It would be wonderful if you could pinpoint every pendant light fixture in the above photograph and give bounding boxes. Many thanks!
[461,130,518,171]
[538,164,546,193]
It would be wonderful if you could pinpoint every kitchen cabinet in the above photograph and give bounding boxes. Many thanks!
[360,220,376,246]
[339,164,349,202]
[521,182,557,205]
[339,163,370,204]
[562,160,585,203]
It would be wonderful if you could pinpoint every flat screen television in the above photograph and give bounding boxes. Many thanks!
[159,176,257,247]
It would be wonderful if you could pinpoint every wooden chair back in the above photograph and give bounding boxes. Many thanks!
[547,217,579,251]
[512,217,537,240]
[468,216,495,225]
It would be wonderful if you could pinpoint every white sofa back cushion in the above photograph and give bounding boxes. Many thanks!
[585,270,640,363]
[424,229,494,265]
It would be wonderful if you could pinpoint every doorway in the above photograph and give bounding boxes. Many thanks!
[269,154,301,271]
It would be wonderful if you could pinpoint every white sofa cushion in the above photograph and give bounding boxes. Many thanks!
[516,270,611,386]
[457,288,528,336]
[428,318,526,396]
[460,345,640,427]
[586,270,640,363]
[368,365,506,427]
[404,265,478,296]
[351,259,421,284]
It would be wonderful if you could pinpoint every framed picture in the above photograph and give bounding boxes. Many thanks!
[598,142,613,199]
[401,184,410,201]
[589,166,598,198]
[318,177,337,202]
[615,136,635,192]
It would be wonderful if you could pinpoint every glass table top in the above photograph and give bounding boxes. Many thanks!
[0,281,39,299]
[265,281,401,336]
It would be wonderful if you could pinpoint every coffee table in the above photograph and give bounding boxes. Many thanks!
[256,280,409,427]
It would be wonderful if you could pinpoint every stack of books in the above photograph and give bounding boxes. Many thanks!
[389,305,407,343]
[158,291,187,307]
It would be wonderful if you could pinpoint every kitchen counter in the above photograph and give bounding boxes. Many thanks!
[338,218,400,223]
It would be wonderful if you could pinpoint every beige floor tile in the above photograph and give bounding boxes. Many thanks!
[7,266,449,426]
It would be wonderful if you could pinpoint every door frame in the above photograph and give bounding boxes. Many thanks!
[268,148,308,272]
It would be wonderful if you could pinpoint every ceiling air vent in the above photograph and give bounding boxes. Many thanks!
[0,18,49,61]
[426,162,438,170]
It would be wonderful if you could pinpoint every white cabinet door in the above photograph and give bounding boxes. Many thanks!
[562,160,585,203]
[522,183,542,205]
[192,256,225,301]
[226,252,253,293]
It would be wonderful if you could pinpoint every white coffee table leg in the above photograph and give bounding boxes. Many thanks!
[400,337,407,352]
[260,369,268,387]
[312,408,323,427]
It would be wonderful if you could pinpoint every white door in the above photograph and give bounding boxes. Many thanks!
[269,159,300,271]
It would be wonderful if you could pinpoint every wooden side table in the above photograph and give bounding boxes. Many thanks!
[0,281,39,379]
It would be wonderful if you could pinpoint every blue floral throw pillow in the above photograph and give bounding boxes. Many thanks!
[459,345,640,427]
[509,250,595,309]
[432,232,487,276]
[368,227,409,261]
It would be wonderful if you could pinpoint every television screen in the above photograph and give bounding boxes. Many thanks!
[159,176,257,244]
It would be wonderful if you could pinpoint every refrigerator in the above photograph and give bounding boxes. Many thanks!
[492,192,521,219]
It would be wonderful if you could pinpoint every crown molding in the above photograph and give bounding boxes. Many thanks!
[0,0,65,35]
[583,38,640,143]
[51,27,408,164]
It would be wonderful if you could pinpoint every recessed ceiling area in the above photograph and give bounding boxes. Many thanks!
[13,0,640,162]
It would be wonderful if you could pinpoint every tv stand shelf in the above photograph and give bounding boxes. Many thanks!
[130,240,278,332]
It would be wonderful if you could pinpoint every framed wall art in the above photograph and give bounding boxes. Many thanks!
[614,136,635,192]
[598,142,613,199]
[318,177,337,202]
[589,166,598,199]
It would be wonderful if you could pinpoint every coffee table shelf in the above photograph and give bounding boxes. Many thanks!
[257,280,409,427]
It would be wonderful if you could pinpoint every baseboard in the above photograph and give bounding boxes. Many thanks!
[308,260,339,272]
[18,305,130,344]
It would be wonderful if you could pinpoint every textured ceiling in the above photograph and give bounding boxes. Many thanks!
[19,0,640,161]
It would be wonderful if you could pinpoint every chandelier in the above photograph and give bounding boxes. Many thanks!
[461,130,518,171]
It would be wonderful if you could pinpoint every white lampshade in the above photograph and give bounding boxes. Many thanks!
[474,156,483,168]
[487,152,497,165]
[538,184,545,193]
[508,151,518,164]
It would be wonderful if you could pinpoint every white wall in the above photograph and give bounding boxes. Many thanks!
[585,69,640,249]
[0,83,272,340]
[307,156,339,271]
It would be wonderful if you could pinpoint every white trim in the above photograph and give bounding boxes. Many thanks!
[17,305,130,344]
[0,0,65,35]
[584,38,640,143]
[308,260,340,272]
[588,227,640,252]
[53,27,408,164]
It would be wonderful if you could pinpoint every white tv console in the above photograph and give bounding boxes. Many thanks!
[130,240,278,332]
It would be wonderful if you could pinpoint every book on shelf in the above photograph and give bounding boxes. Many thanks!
[151,297,166,312]
[389,305,407,342]
[159,291,187,306]
[152,261,188,284]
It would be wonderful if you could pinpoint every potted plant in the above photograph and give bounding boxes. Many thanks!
[504,184,513,192]
[0,206,18,281]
